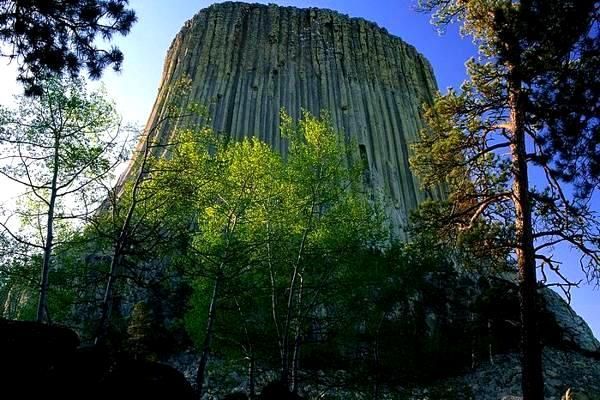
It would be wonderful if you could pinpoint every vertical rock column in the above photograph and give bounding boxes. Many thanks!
[130,2,445,235]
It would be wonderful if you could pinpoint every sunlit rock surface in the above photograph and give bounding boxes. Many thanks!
[130,1,445,234]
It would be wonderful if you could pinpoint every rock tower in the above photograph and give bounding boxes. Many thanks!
[136,2,445,233]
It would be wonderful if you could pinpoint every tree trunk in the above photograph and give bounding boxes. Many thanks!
[281,261,300,385]
[373,335,380,400]
[508,68,544,400]
[281,227,310,386]
[373,312,385,400]
[290,331,302,393]
[266,222,285,377]
[196,272,222,398]
[96,129,152,344]
[95,249,123,345]
[290,274,304,393]
[470,311,478,369]
[248,350,256,399]
[488,319,494,365]
[36,137,60,323]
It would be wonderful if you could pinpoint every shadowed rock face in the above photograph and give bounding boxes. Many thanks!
[136,1,444,234]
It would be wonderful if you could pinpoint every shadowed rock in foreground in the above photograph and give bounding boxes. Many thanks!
[0,319,194,399]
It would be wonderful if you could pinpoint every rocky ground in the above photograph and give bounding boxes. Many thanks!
[167,347,600,399]
[411,347,600,400]
[2,318,598,399]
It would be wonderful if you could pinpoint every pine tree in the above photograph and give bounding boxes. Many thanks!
[0,0,136,95]
[411,1,600,399]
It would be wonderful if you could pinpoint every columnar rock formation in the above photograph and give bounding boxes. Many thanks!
[135,1,444,232]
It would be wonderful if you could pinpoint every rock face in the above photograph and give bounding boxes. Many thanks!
[541,289,600,354]
[136,1,444,234]
[425,347,600,400]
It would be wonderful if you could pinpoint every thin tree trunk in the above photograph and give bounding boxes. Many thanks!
[470,311,477,369]
[290,274,304,393]
[95,192,138,344]
[36,137,60,323]
[248,350,256,399]
[508,68,544,400]
[373,335,380,400]
[235,296,256,399]
[291,333,301,393]
[373,312,385,400]
[95,128,153,344]
[233,295,257,399]
[266,221,285,368]
[196,271,222,398]
[281,227,310,386]
[488,319,494,365]
[95,249,123,344]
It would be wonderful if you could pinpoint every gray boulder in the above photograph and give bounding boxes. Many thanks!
[541,289,600,354]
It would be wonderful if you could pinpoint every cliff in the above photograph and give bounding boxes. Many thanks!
[133,1,445,234]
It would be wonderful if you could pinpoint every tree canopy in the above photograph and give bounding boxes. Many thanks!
[0,0,137,95]
[0,76,126,322]
[139,111,385,395]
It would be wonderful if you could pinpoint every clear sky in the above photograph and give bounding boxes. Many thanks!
[0,0,597,336]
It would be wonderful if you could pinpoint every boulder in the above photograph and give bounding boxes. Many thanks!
[541,289,600,354]
[0,319,80,396]
[101,359,195,399]
[0,319,194,399]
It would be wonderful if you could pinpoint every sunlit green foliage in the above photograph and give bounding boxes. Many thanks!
[0,76,127,322]
[146,110,385,389]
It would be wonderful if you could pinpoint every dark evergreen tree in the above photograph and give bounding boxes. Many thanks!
[411,1,600,399]
[0,0,136,95]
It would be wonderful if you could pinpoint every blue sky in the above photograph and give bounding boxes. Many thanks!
[0,0,597,336]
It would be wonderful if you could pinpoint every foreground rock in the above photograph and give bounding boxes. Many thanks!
[541,290,600,354]
[413,347,600,400]
[168,348,599,399]
[0,319,194,399]
[3,319,597,399]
